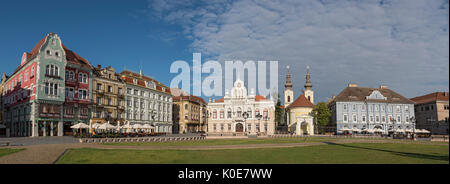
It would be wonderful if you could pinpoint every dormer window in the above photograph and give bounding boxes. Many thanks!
[55,51,60,57]
[133,79,137,84]
[46,50,52,56]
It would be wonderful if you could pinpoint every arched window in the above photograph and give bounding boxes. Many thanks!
[227,108,232,119]
[288,96,290,102]
[213,110,217,119]
[220,110,224,119]
[263,109,268,118]
[237,108,242,117]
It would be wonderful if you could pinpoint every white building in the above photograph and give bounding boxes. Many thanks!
[121,70,173,134]
[207,79,276,135]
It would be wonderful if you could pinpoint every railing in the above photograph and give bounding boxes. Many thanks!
[79,136,206,143]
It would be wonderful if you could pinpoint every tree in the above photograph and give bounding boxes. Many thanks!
[274,93,285,127]
[312,102,332,134]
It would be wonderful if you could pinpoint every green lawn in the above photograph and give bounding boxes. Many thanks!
[103,137,336,146]
[0,148,24,157]
[103,137,447,147]
[57,143,449,164]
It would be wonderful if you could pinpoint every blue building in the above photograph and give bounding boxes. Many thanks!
[329,83,415,135]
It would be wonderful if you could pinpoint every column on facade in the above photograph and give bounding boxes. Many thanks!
[50,122,54,136]
[58,121,63,136]
[43,121,47,137]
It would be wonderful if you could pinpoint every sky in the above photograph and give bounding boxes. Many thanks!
[0,0,448,104]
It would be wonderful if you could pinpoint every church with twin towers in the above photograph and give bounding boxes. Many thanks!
[284,65,315,135]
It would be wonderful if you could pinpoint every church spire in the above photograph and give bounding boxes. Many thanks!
[285,65,293,89]
[304,65,312,90]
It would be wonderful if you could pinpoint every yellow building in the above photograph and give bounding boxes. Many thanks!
[171,88,207,134]
[284,66,315,135]
[0,72,9,136]
[90,65,126,127]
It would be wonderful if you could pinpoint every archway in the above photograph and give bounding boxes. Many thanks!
[301,122,309,135]
[235,123,243,132]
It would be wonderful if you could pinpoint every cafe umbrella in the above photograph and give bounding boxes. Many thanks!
[71,122,89,136]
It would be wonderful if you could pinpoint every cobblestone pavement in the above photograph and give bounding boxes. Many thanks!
[0,138,448,164]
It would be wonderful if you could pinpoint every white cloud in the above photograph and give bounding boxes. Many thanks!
[147,0,449,102]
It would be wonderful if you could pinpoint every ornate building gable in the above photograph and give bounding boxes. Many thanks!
[366,90,387,100]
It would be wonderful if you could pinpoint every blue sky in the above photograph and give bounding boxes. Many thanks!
[0,0,449,103]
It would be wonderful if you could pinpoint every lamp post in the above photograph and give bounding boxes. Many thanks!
[410,116,416,140]
[242,112,249,134]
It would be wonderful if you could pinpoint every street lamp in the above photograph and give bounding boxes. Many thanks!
[410,116,416,140]
[256,114,263,133]
[242,112,249,134]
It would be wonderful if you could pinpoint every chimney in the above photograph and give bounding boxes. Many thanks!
[209,98,211,103]
[444,92,449,97]
[348,83,358,87]
[97,64,101,69]
[379,85,388,89]
[213,99,216,103]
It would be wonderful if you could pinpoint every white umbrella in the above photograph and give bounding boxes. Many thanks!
[421,129,430,133]
[395,129,405,133]
[367,129,375,133]
[340,128,350,131]
[142,124,154,129]
[405,129,413,133]
[71,123,89,129]
[351,127,360,132]
[374,128,384,133]
[132,124,143,129]
[91,123,101,129]
[99,123,115,130]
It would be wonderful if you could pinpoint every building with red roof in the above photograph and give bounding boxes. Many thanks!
[207,78,276,135]
[171,88,207,134]
[411,92,449,134]
[120,70,173,134]
[283,66,315,135]
[2,33,94,137]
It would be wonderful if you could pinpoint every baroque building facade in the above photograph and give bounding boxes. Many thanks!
[121,70,173,134]
[2,33,93,137]
[284,66,315,135]
[411,92,449,135]
[171,88,207,134]
[90,65,125,127]
[329,83,416,134]
[207,79,276,135]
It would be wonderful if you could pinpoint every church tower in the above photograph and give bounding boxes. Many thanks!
[304,65,314,104]
[284,65,294,107]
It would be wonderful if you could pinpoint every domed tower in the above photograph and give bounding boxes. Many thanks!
[284,65,294,107]
[304,65,314,104]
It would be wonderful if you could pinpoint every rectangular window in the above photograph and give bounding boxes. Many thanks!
[362,116,366,122]
[343,114,348,122]
[382,116,385,122]
[353,115,357,122]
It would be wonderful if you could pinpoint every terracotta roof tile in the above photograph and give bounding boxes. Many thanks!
[332,86,415,104]
[287,94,314,108]
[411,92,449,104]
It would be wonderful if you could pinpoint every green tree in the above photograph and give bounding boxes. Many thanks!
[274,93,285,127]
[312,102,332,133]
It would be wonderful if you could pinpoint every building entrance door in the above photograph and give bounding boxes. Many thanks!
[236,123,243,132]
